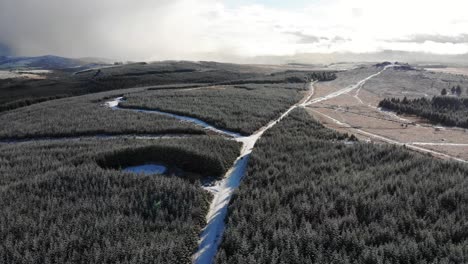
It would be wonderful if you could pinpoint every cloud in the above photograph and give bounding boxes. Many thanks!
[284,31,351,46]
[330,36,351,43]
[285,31,321,44]
[0,0,219,60]
[392,34,468,44]
[1,0,468,61]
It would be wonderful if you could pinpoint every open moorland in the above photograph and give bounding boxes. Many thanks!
[306,64,468,161]
[379,96,468,128]
[424,66,468,77]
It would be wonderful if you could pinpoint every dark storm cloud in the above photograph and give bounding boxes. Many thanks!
[0,0,189,60]
[394,34,468,44]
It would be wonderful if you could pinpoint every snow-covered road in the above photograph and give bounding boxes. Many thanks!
[192,82,316,264]
[101,83,317,264]
[106,97,242,138]
[304,65,393,106]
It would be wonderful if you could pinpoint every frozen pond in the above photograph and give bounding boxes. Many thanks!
[123,164,168,175]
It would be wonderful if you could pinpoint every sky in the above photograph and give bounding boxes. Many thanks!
[1,0,468,62]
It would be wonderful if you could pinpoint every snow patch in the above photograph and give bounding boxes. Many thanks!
[104,97,242,138]
[305,65,394,106]
[193,82,316,264]
[123,164,168,175]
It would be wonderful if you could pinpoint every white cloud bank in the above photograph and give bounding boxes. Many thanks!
[1,0,468,61]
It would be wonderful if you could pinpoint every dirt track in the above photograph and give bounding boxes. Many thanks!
[305,66,468,162]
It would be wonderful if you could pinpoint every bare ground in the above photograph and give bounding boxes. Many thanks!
[425,67,468,77]
[306,67,468,162]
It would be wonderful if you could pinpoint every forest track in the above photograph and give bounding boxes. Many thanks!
[308,108,467,163]
[192,82,315,264]
[7,68,467,263]
[305,66,468,163]
[411,142,468,147]
[23,80,311,264]
[304,65,394,106]
[106,97,242,138]
[2,81,314,263]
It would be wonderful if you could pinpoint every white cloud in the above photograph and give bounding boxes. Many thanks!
[1,0,468,60]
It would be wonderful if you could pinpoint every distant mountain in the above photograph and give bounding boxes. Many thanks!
[195,50,468,66]
[0,55,110,70]
[246,50,468,66]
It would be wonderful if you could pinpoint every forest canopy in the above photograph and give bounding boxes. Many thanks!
[0,137,240,264]
[217,109,468,264]
[379,96,468,128]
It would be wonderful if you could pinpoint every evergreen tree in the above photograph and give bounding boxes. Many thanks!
[456,85,462,96]
[441,88,447,96]
[378,96,468,129]
[216,109,468,264]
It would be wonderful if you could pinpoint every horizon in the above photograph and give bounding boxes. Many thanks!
[3,50,467,67]
[1,0,468,63]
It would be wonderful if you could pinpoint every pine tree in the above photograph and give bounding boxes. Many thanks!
[455,85,462,96]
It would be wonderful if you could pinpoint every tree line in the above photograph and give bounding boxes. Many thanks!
[441,85,463,96]
[0,90,207,140]
[379,96,468,128]
[1,59,336,114]
[120,83,306,135]
[97,137,240,179]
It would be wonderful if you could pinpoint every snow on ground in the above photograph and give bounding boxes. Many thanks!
[193,82,315,264]
[102,82,315,264]
[123,164,168,175]
[304,67,468,164]
[8,67,467,264]
[103,90,319,264]
[376,107,414,123]
[16,70,51,74]
[305,65,394,106]
[104,97,123,109]
[310,108,468,163]
[193,152,251,264]
[105,97,242,138]
[411,142,468,147]
[0,70,51,79]
[102,77,468,264]
[0,71,20,79]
